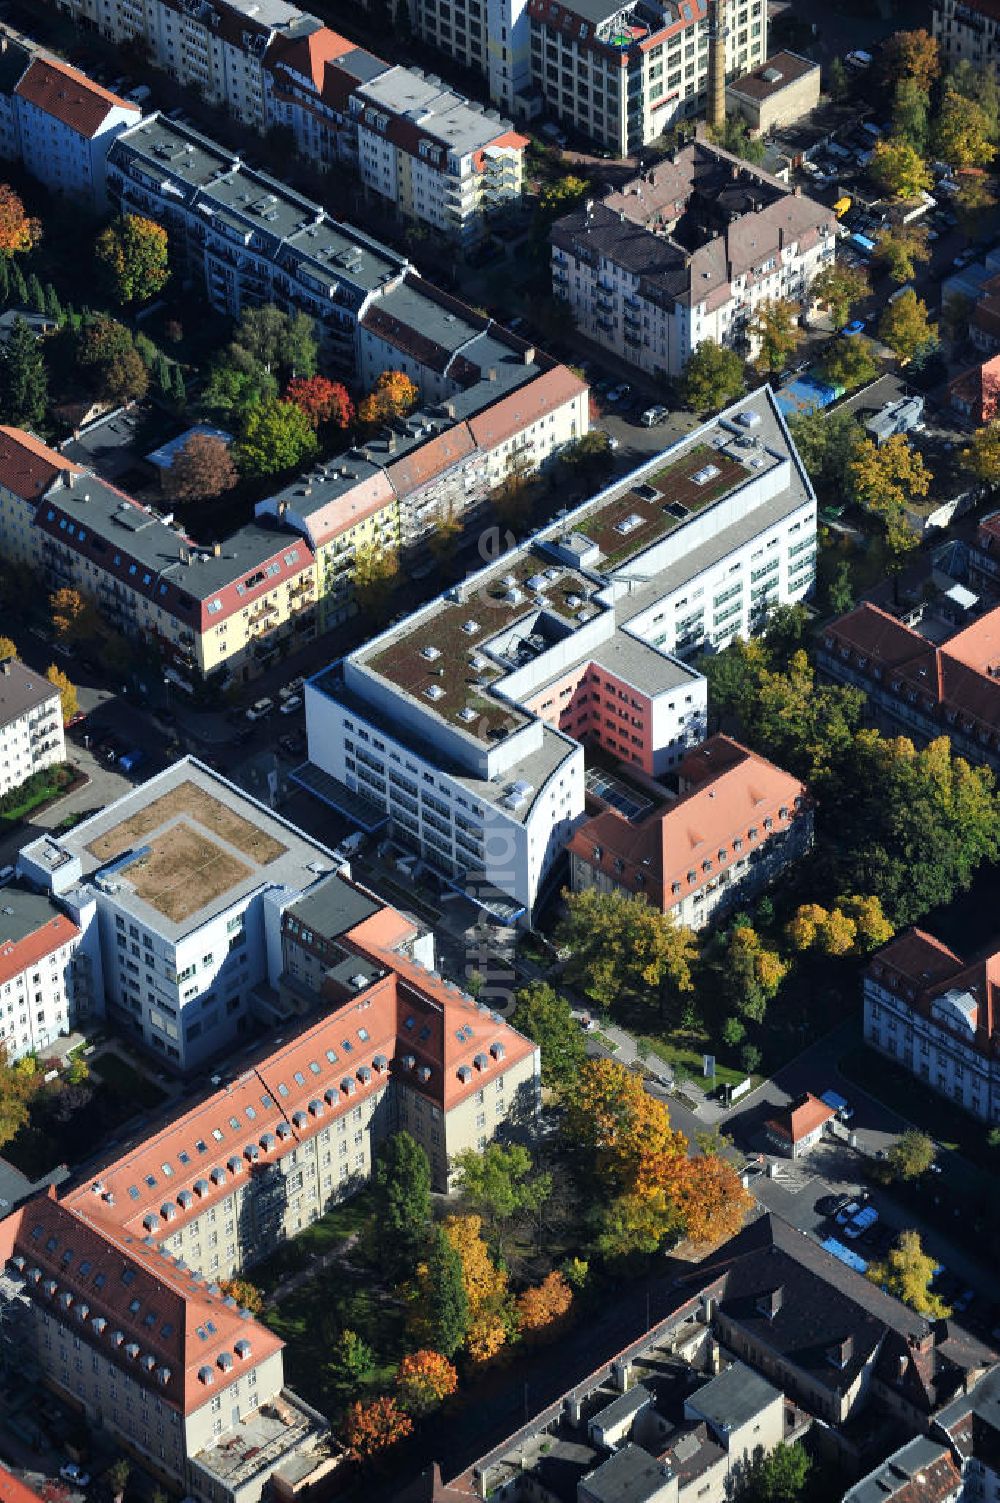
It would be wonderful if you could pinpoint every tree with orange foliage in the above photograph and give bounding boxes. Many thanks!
[565,1058,686,1184]
[357,369,419,427]
[440,1214,515,1364]
[343,1395,412,1458]
[218,1278,263,1314]
[516,1271,573,1337]
[882,28,940,91]
[395,1349,458,1415]
[672,1154,753,1246]
[285,375,355,430]
[0,185,40,259]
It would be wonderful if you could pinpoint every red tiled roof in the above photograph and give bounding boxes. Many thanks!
[868,928,1000,1057]
[0,913,80,990]
[947,355,1000,423]
[566,735,809,911]
[14,58,138,139]
[0,1189,283,1415]
[766,1092,835,1144]
[267,25,356,91]
[0,1465,46,1503]
[0,426,80,503]
[467,365,587,450]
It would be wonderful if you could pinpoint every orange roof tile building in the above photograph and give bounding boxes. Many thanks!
[817,602,1000,776]
[5,53,139,208]
[1,786,539,1502]
[865,927,1000,1123]
[764,1092,836,1157]
[566,736,813,930]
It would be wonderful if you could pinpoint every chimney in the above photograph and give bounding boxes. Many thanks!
[487,367,497,381]
[707,0,728,131]
[1,659,11,676]
[756,1286,783,1320]
[179,545,191,565]
[388,434,397,453]
[523,346,536,364]
[828,1336,853,1369]
[277,500,288,519]
[213,541,221,558]
[62,469,75,489]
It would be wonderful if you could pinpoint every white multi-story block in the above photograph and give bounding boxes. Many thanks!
[303,387,815,920]
[0,656,65,800]
[2,53,140,207]
[864,929,1000,1126]
[932,0,999,77]
[17,759,355,1073]
[551,141,835,377]
[0,881,93,1060]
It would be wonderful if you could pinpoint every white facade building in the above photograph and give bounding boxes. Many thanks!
[0,656,65,800]
[864,930,1000,1126]
[5,53,140,207]
[0,881,94,1061]
[17,759,351,1073]
[551,142,835,377]
[931,0,1000,78]
[303,387,816,919]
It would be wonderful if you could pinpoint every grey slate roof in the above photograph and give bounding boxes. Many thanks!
[0,657,59,732]
[581,1443,673,1503]
[685,1361,782,1436]
[284,870,380,941]
[0,881,68,948]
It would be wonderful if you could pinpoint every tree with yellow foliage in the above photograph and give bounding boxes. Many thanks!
[557,887,697,1019]
[867,1230,951,1317]
[963,420,1000,490]
[565,1058,685,1183]
[0,634,17,661]
[45,665,78,723]
[50,587,98,643]
[440,1214,515,1365]
[786,895,894,957]
[357,369,419,427]
[672,1154,754,1246]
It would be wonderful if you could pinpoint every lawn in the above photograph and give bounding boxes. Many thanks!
[0,765,78,825]
[252,1189,376,1297]
[636,1032,746,1091]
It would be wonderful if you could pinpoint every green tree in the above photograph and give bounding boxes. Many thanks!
[876,224,932,284]
[510,981,585,1094]
[26,272,45,314]
[373,1131,431,1278]
[681,341,746,413]
[828,559,854,615]
[750,299,802,376]
[43,283,62,324]
[709,115,766,163]
[556,887,697,1019]
[0,258,9,306]
[95,215,170,305]
[934,82,997,167]
[891,77,930,152]
[202,354,278,418]
[787,408,864,499]
[867,1229,951,1316]
[233,397,318,477]
[452,1142,552,1259]
[0,315,47,426]
[809,263,869,329]
[948,58,1000,138]
[422,1226,470,1359]
[827,57,849,101]
[10,261,26,307]
[106,1459,131,1502]
[169,363,187,408]
[878,288,935,362]
[821,335,879,391]
[887,1129,935,1180]
[327,1329,376,1399]
[737,1440,811,1503]
[849,434,930,543]
[154,352,172,397]
[231,304,317,378]
[870,137,933,200]
[712,923,787,1025]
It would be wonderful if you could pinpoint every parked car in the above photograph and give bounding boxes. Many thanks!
[279,694,303,715]
[844,1206,879,1239]
[607,383,632,404]
[641,404,670,427]
[279,677,304,701]
[835,1199,863,1226]
[118,748,145,773]
[820,1089,855,1124]
[60,1464,90,1488]
[817,1193,854,1218]
[245,698,274,721]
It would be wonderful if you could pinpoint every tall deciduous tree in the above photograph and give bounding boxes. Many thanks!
[557,887,697,1018]
[373,1130,431,1278]
[164,433,238,502]
[870,138,933,201]
[358,369,419,426]
[50,587,98,643]
[0,1047,39,1149]
[963,420,1000,487]
[217,1278,263,1314]
[867,1229,951,1316]
[749,299,802,376]
[887,1130,935,1180]
[95,215,170,305]
[787,409,864,500]
[285,374,354,429]
[352,538,399,622]
[809,264,869,329]
[510,981,585,1093]
[0,185,40,258]
[821,335,879,392]
[440,1214,514,1364]
[737,1440,811,1503]
[934,83,997,168]
[395,1350,458,1415]
[231,305,317,379]
[876,225,932,285]
[881,28,940,90]
[202,355,278,419]
[343,1396,412,1458]
[892,78,930,152]
[877,289,936,361]
[849,434,930,541]
[45,665,78,722]
[0,315,47,427]
[681,341,746,413]
[516,1270,573,1335]
[452,1142,551,1260]
[234,397,318,477]
[418,1226,470,1358]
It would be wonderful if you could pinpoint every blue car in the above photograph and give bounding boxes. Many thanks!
[843,320,866,336]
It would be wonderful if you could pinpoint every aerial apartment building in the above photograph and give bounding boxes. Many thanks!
[567,734,812,929]
[0,879,89,1061]
[817,602,1000,776]
[931,0,1000,78]
[49,0,320,129]
[105,113,411,371]
[0,38,140,207]
[302,387,816,919]
[551,141,835,377]
[0,864,538,1497]
[15,758,373,1072]
[0,655,65,800]
[864,927,1000,1125]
